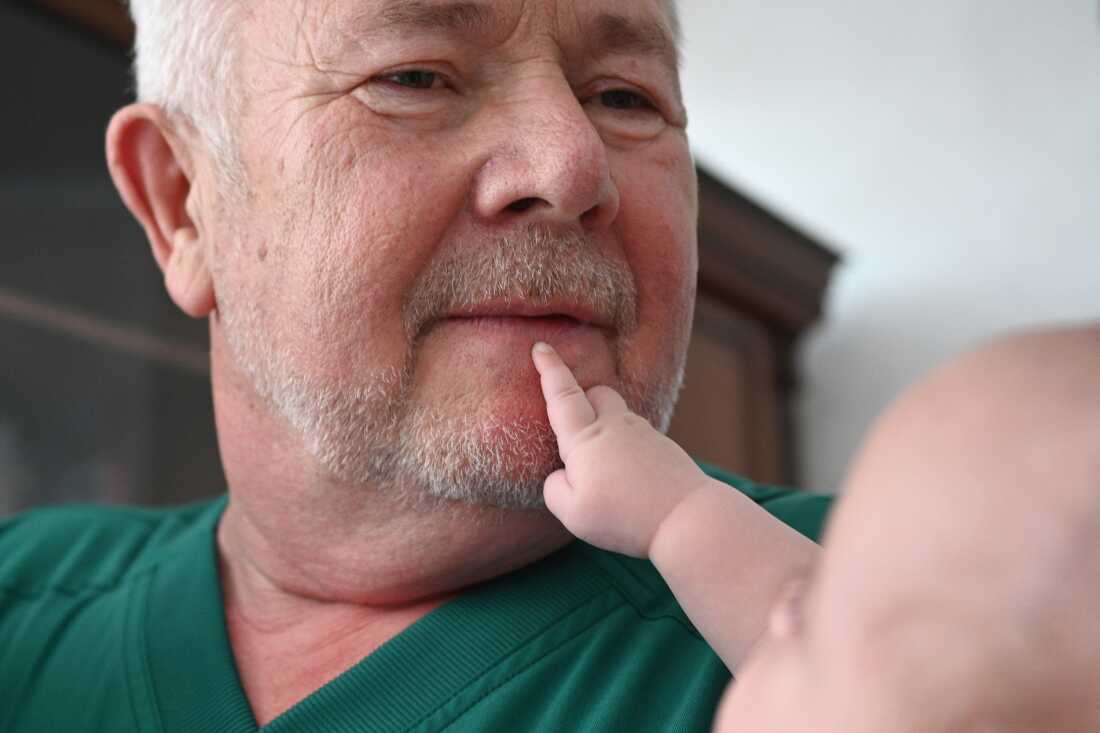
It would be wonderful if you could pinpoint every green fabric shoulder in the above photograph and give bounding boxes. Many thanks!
[0,498,218,598]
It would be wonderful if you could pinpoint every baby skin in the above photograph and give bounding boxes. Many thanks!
[532,324,1100,732]
[529,341,819,673]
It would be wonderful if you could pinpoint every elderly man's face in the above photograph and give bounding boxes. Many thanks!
[211,0,696,507]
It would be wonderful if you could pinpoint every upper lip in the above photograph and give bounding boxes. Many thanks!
[444,299,611,328]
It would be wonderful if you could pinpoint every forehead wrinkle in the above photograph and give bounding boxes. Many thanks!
[378,0,495,33]
[590,11,681,73]
[318,0,503,62]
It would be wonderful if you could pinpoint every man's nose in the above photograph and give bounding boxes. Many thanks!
[471,86,621,231]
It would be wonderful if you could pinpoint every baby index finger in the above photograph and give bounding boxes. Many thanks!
[531,342,597,445]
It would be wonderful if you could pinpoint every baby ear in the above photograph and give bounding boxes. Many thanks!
[767,576,809,640]
[105,103,215,318]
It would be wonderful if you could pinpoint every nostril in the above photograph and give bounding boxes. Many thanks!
[507,197,541,213]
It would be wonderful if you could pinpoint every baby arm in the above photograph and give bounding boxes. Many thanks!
[531,342,819,671]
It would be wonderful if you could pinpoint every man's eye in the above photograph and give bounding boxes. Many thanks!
[585,86,668,140]
[599,89,655,111]
[378,70,443,90]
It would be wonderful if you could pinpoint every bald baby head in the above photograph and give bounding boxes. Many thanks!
[716,326,1100,732]
[826,325,1100,730]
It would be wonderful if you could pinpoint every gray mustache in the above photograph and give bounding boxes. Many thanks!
[403,227,638,341]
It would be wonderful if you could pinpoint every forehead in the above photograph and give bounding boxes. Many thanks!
[298,0,679,73]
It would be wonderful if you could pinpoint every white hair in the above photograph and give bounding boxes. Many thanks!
[127,0,246,189]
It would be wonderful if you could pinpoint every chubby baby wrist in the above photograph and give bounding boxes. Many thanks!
[647,476,738,564]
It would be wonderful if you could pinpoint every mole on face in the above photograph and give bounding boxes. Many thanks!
[258,245,268,262]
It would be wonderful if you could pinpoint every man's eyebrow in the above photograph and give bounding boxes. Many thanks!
[590,12,681,72]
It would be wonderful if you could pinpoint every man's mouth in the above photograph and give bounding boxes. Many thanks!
[452,314,580,325]
[441,314,590,339]
[442,298,611,329]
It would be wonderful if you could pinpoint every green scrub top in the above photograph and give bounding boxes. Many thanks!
[0,465,832,732]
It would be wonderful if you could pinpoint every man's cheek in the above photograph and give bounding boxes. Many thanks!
[634,264,694,347]
[618,211,695,304]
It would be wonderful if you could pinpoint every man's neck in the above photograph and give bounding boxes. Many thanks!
[215,488,571,725]
[207,333,573,723]
[216,486,571,610]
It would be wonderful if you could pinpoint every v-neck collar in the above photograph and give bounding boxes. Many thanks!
[138,497,623,733]
[140,496,257,732]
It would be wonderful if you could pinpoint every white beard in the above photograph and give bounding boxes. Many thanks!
[217,226,689,510]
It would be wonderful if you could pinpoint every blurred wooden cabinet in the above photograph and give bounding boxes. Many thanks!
[667,169,839,486]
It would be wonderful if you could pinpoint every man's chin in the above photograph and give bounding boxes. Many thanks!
[385,404,561,511]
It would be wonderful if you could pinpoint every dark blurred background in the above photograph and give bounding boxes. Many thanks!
[1,3,223,514]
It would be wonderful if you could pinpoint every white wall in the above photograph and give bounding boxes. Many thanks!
[680,0,1100,491]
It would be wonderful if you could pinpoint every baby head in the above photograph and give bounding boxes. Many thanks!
[714,326,1100,732]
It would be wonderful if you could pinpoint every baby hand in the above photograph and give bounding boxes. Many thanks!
[531,342,712,558]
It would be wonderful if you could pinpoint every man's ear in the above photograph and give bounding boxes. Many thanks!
[106,103,216,319]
